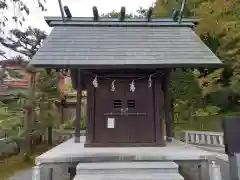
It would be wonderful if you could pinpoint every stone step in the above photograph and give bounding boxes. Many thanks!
[76,161,179,174]
[74,162,183,180]
[73,172,184,180]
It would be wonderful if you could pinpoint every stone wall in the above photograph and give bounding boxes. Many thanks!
[176,160,210,180]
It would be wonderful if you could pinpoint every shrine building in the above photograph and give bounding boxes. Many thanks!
[32,6,222,147]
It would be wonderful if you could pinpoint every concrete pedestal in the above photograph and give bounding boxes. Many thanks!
[34,137,217,180]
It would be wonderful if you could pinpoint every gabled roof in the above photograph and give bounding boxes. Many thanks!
[31,17,222,69]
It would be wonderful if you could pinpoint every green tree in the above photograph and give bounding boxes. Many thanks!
[195,0,240,110]
[152,0,224,124]
[101,7,148,18]
[35,70,60,145]
[0,27,47,155]
[0,0,46,65]
[0,0,46,30]
[0,101,23,137]
[153,0,199,18]
[170,69,203,123]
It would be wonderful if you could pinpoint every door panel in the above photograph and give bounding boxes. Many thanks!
[94,78,155,144]
[124,80,155,143]
[94,80,132,143]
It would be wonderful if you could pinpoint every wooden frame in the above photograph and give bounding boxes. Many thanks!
[163,71,174,141]
[80,70,166,147]
[70,69,174,147]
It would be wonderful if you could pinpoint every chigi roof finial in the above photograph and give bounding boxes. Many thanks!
[119,6,126,21]
[64,6,72,19]
[146,7,153,22]
[93,6,99,21]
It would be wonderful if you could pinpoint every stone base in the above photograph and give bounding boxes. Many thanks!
[36,137,216,164]
[84,141,165,147]
[35,137,216,180]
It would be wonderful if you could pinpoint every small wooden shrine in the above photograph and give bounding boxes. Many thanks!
[32,6,222,147]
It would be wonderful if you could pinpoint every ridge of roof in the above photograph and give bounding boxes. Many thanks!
[45,16,198,27]
[49,21,195,27]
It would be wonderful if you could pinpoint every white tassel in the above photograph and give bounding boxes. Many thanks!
[130,80,135,92]
[111,80,115,91]
[92,75,98,88]
[148,74,153,88]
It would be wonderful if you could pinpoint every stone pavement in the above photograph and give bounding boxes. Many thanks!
[9,168,32,180]
[9,167,69,180]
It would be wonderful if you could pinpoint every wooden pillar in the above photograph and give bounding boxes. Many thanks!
[75,69,82,143]
[163,70,174,142]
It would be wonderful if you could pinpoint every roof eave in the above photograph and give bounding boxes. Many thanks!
[48,21,195,28]
[44,16,199,27]
[31,62,223,69]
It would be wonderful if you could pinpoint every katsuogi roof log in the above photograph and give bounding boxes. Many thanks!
[32,17,222,69]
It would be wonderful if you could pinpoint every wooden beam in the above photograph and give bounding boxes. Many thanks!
[163,71,174,142]
[70,69,78,89]
[75,69,82,143]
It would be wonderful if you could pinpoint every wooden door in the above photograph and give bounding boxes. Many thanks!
[94,80,132,143]
[124,80,155,143]
[94,79,155,144]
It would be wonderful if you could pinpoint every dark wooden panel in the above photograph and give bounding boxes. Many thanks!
[163,71,174,141]
[84,71,165,147]
[75,70,82,143]
[85,76,95,143]
[154,77,164,144]
[124,80,155,143]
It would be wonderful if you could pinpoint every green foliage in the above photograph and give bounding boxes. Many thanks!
[194,0,240,111]
[0,26,58,153]
[101,7,148,18]
[0,101,23,136]
[152,0,240,131]
[60,101,87,130]
[194,106,221,116]
[1,27,47,59]
[153,0,199,18]
[170,70,205,123]
[6,69,24,79]
[35,70,60,131]
[60,116,86,130]
[176,111,240,133]
[0,0,46,31]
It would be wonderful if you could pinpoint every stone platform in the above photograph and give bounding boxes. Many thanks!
[35,137,218,180]
[36,136,216,164]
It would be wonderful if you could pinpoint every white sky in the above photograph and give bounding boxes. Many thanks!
[1,0,155,58]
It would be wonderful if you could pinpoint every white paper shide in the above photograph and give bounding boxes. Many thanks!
[107,118,115,128]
